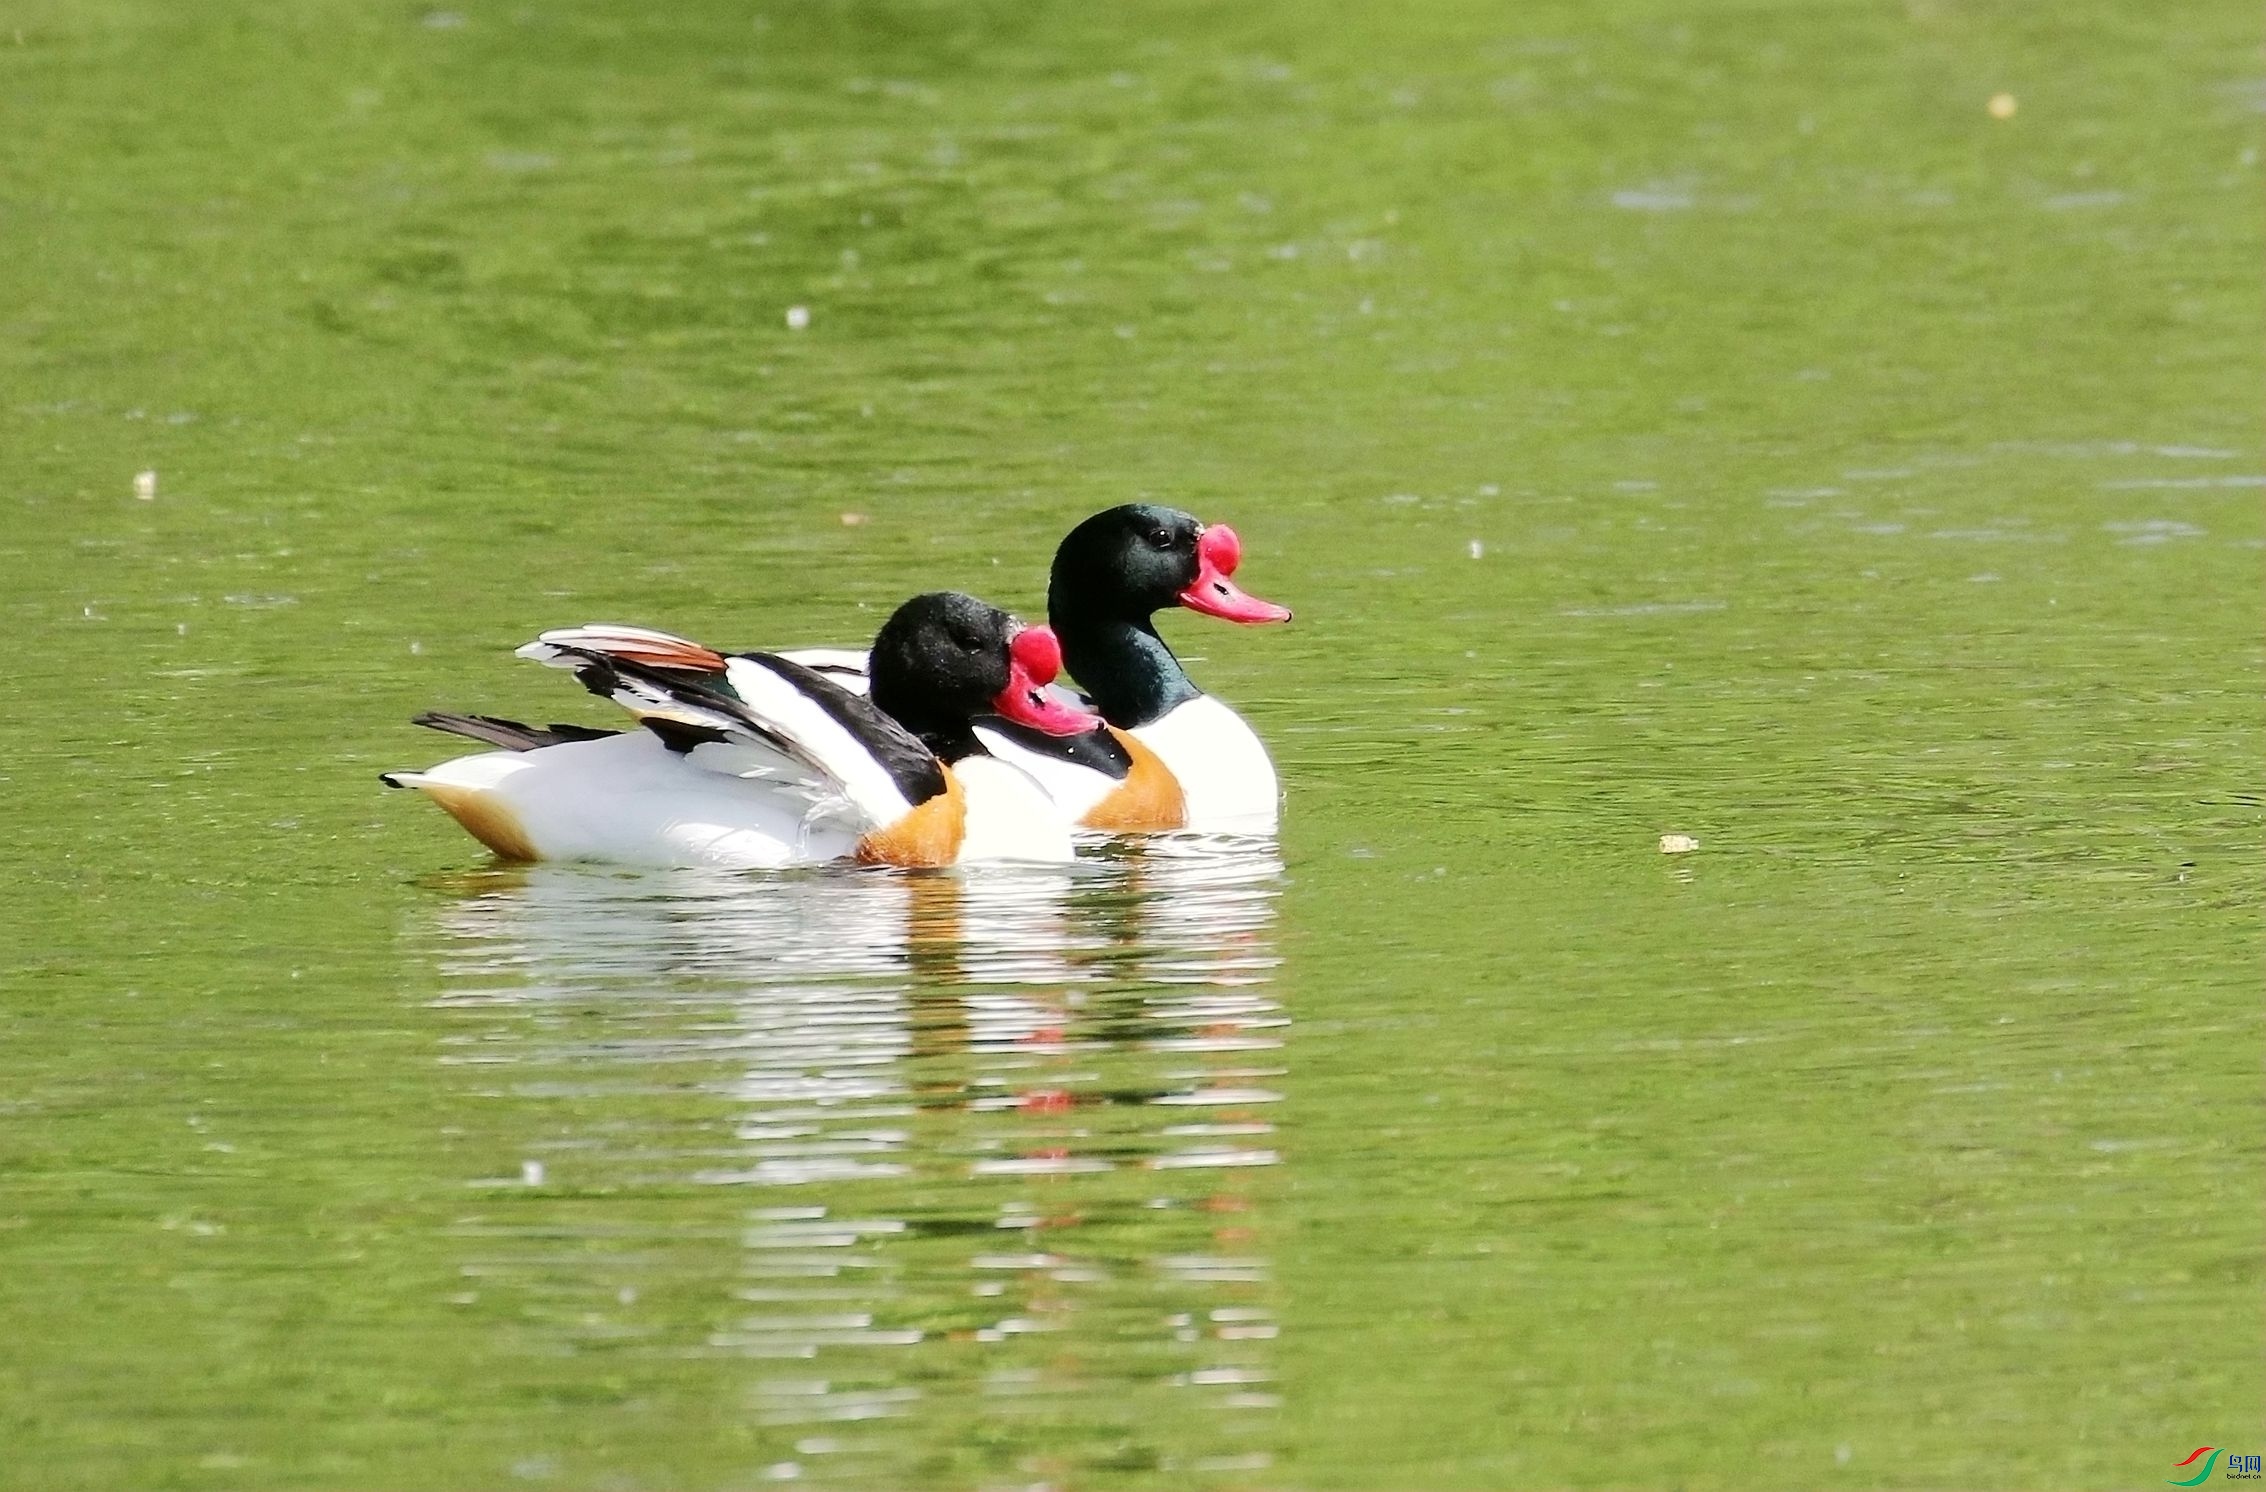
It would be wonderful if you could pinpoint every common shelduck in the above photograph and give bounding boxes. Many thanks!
[784,504,1292,834]
[383,593,1095,869]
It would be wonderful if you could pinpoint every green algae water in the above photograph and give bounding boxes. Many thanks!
[3,1,2260,1487]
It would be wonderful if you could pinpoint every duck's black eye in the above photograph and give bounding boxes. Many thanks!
[1147,528,1174,549]
[950,629,983,653]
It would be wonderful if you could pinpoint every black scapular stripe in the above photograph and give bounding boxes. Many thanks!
[641,717,732,755]
[977,716,1132,779]
[413,711,618,752]
[738,652,948,807]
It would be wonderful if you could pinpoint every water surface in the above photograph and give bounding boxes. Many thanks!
[2,1,2259,1487]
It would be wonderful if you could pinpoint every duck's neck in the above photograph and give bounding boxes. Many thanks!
[911,722,985,764]
[873,690,986,764]
[1053,613,1200,730]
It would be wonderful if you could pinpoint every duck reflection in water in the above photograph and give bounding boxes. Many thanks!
[424,837,1287,1486]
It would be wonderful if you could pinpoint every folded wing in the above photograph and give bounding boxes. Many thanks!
[519,625,946,828]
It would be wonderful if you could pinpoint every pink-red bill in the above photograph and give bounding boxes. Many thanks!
[991,624,1093,736]
[1178,523,1294,625]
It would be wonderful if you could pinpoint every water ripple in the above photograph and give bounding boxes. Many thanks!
[422,841,1286,1486]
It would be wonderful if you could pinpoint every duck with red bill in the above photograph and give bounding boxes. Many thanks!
[969,503,1292,834]
[386,590,1089,869]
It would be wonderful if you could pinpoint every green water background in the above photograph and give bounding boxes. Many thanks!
[2,0,2259,1486]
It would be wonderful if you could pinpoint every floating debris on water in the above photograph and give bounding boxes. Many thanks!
[133,470,156,500]
[839,512,867,527]
[785,305,811,330]
[1988,92,2018,119]
[1467,539,1484,559]
[1658,833,1700,854]
[520,1159,545,1186]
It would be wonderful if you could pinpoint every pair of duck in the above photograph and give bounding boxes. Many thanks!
[385,504,1292,869]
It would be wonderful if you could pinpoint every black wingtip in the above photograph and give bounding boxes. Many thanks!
[412,711,619,752]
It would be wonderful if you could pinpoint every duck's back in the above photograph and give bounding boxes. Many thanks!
[398,732,861,869]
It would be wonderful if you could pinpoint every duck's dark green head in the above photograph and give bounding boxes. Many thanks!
[1046,503,1292,626]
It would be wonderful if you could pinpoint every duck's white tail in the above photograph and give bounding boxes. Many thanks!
[381,762,542,861]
